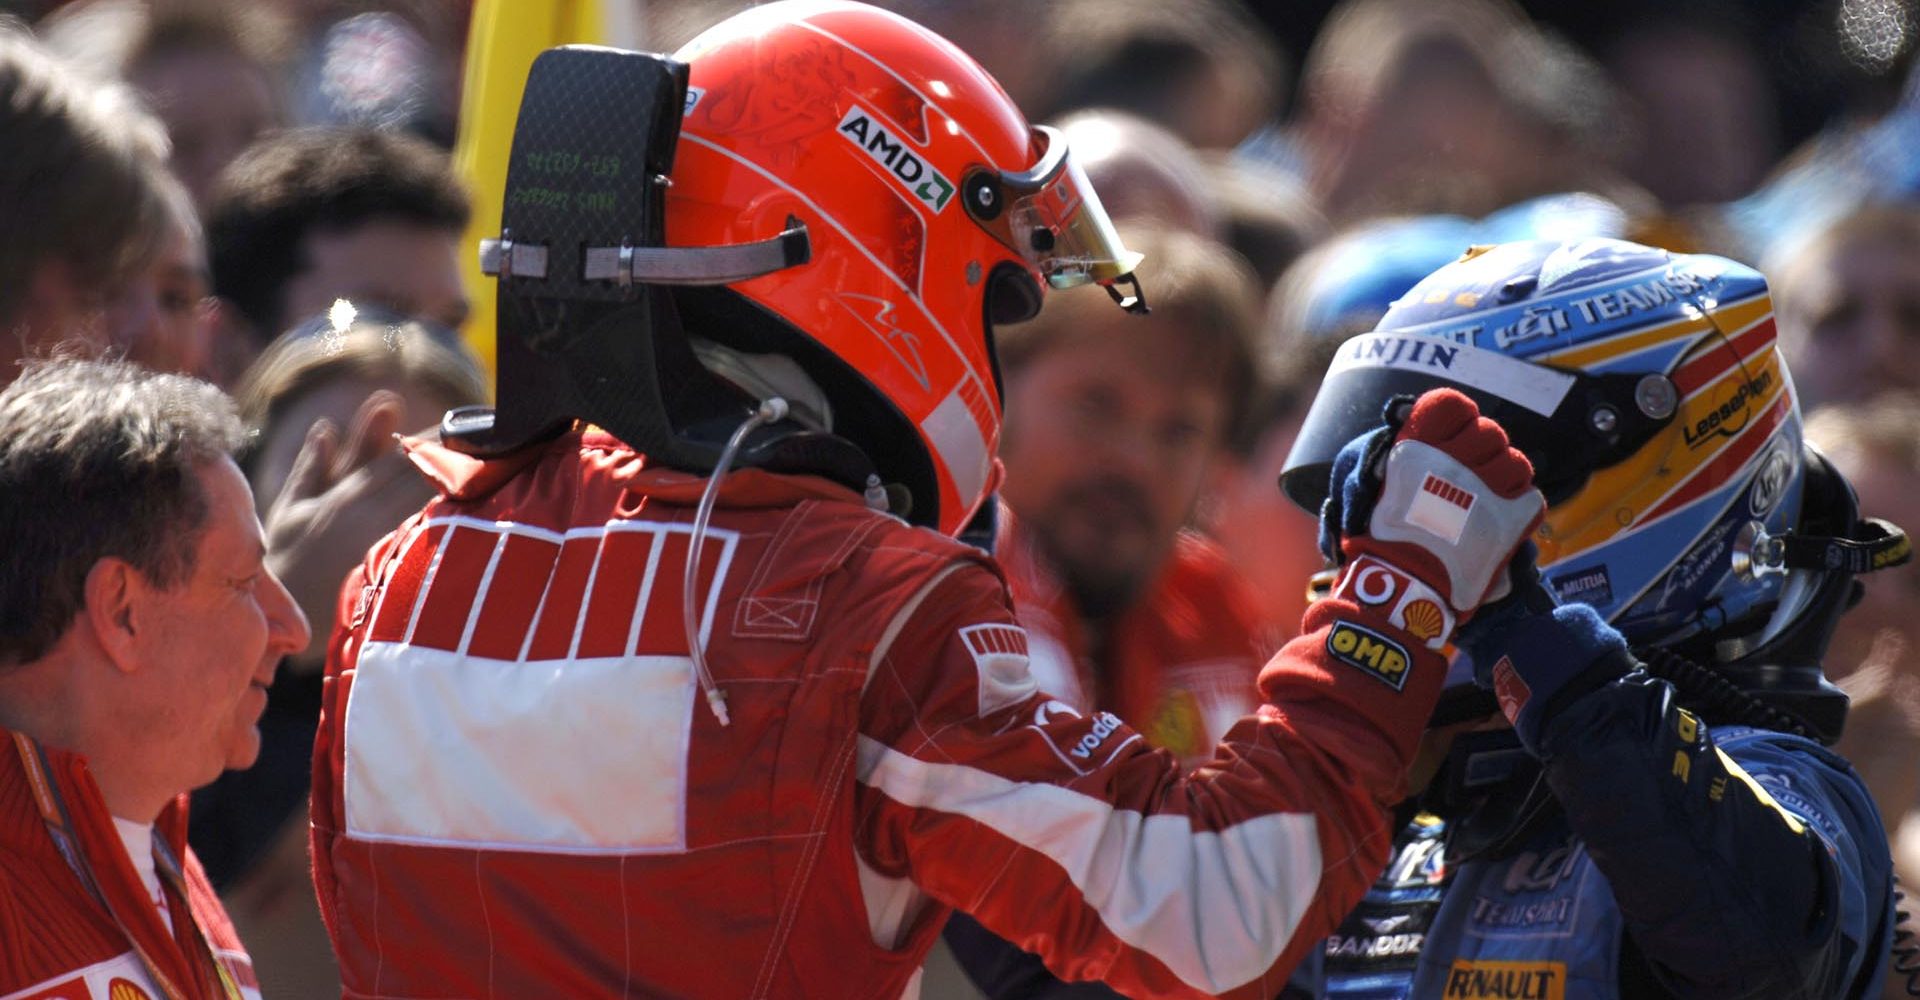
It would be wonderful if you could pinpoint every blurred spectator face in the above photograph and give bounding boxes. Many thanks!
[1776,215,1920,408]
[279,220,470,336]
[1300,0,1622,223]
[37,1,293,214]
[1000,315,1230,616]
[106,201,214,378]
[1607,25,1774,206]
[1818,427,1920,681]
[131,46,279,209]
[235,315,487,669]
[1317,39,1533,219]
[206,127,472,348]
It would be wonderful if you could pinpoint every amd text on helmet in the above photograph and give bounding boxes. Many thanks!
[455,2,1147,541]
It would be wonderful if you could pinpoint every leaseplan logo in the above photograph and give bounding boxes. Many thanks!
[838,106,954,213]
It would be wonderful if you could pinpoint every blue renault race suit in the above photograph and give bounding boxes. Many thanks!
[1322,671,1894,1000]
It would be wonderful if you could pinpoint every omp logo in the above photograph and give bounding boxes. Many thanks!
[1443,960,1566,999]
[1327,621,1410,690]
[838,106,954,212]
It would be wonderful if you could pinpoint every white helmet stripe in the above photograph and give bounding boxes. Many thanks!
[921,386,990,518]
[1329,333,1576,416]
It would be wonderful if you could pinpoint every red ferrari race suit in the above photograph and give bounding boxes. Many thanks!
[0,733,262,1000]
[996,506,1269,766]
[311,428,1450,999]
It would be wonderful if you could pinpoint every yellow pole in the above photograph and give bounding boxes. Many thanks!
[453,0,635,379]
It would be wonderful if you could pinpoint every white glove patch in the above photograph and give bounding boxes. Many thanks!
[1406,472,1474,545]
[1369,440,1545,612]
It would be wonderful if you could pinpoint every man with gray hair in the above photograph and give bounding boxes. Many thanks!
[0,359,307,997]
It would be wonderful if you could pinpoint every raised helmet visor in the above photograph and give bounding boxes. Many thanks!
[962,125,1144,303]
[1280,331,1677,513]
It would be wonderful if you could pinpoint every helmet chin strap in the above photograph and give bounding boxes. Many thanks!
[1731,516,1910,580]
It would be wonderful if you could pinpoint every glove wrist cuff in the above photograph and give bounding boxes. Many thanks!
[1328,552,1460,651]
[1460,600,1630,751]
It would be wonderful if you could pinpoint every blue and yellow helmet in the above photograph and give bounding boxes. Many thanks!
[1283,237,1806,652]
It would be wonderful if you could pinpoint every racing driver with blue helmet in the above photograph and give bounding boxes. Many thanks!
[1282,237,1913,999]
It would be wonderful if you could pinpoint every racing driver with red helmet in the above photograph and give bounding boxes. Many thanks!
[308,3,1549,996]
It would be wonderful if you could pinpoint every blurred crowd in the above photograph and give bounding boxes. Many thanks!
[1,0,1919,996]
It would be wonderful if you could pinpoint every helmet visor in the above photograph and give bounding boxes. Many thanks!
[974,126,1143,291]
[1280,332,1676,513]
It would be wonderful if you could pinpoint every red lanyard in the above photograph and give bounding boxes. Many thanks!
[12,733,243,1000]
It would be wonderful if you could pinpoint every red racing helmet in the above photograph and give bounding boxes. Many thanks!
[664,0,1143,536]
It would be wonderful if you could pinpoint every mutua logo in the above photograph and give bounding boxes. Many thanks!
[837,106,954,213]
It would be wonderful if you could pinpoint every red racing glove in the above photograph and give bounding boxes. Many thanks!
[1318,388,1545,652]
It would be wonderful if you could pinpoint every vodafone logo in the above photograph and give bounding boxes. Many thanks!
[1029,699,1133,773]
[1033,699,1081,727]
[1336,556,1456,650]
[1339,557,1410,607]
[1353,563,1403,605]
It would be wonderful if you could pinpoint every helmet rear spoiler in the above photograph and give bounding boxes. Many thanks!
[447,45,810,462]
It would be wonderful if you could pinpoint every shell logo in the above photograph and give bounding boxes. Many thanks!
[1400,600,1446,643]
[107,979,154,1000]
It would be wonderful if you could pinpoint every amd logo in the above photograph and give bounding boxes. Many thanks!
[837,107,955,213]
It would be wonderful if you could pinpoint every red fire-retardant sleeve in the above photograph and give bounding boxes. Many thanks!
[854,556,1447,999]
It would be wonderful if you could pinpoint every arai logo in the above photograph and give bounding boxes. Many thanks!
[838,106,954,213]
[1749,443,1793,517]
